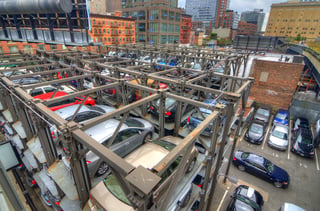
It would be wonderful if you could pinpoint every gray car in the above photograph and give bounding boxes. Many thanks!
[254,106,271,124]
[54,104,115,123]
[268,125,289,151]
[85,117,154,177]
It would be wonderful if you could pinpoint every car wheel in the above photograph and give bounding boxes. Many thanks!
[238,165,245,171]
[187,158,197,173]
[178,190,191,208]
[143,133,152,143]
[274,181,282,188]
[40,192,52,207]
[95,162,109,177]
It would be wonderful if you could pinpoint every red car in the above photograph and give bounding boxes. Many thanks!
[34,91,95,111]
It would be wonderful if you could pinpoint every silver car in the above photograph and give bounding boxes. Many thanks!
[268,125,289,151]
[254,106,271,124]
[85,117,154,177]
[54,104,115,124]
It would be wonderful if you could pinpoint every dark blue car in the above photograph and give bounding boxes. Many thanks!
[187,99,228,136]
[233,150,290,188]
[273,109,289,126]
[291,127,315,158]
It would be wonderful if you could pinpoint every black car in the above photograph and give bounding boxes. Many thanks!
[244,120,266,144]
[227,185,264,211]
[291,127,315,158]
[232,150,290,188]
[150,97,194,122]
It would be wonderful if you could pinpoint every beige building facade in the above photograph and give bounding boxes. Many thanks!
[265,2,320,40]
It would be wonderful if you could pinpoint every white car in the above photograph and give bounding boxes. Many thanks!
[268,125,289,151]
[26,85,76,96]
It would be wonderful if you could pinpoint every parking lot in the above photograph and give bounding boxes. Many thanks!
[210,117,320,211]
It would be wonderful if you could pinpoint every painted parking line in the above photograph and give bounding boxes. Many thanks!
[315,148,320,171]
[261,116,273,150]
[288,119,293,160]
[217,186,230,211]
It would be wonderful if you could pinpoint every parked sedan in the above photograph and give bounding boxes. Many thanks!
[293,117,310,131]
[88,136,198,210]
[85,117,154,177]
[227,185,264,211]
[291,127,315,158]
[273,109,289,126]
[268,125,289,151]
[244,120,266,144]
[253,106,271,124]
[55,104,115,123]
[150,97,194,122]
[34,91,95,111]
[232,150,290,188]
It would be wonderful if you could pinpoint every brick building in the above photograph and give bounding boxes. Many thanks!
[180,14,192,44]
[237,21,258,35]
[215,0,230,28]
[191,21,204,31]
[89,0,107,15]
[265,1,320,40]
[221,10,240,29]
[122,0,182,44]
[89,14,135,45]
[250,59,304,110]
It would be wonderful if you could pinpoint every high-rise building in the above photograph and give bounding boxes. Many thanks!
[237,21,258,36]
[122,0,182,44]
[240,9,265,33]
[265,1,320,40]
[185,0,218,28]
[215,0,230,28]
[180,14,192,44]
[221,10,240,29]
[288,0,320,2]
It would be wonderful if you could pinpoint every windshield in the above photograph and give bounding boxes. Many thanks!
[152,139,176,151]
[249,124,263,134]
[300,136,313,145]
[104,174,131,206]
[257,108,269,116]
[155,98,176,108]
[191,111,209,121]
[275,113,287,120]
[272,128,288,140]
[234,197,255,211]
[265,160,274,173]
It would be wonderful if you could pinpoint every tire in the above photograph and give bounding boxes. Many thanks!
[187,158,197,173]
[274,181,282,188]
[238,165,245,171]
[95,162,109,177]
[40,192,52,207]
[143,133,152,143]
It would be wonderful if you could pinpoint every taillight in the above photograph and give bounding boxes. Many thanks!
[86,160,91,164]
[112,89,116,95]
[187,115,191,123]
[51,131,55,139]
[55,201,61,206]
[233,157,236,161]
[150,106,154,110]
[89,193,95,204]
[32,180,36,185]
[165,111,171,116]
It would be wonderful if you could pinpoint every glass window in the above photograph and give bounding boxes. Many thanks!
[138,10,145,20]
[150,23,159,32]
[175,25,180,32]
[44,87,56,93]
[161,10,168,20]
[30,88,44,96]
[138,23,145,32]
[119,129,140,141]
[175,14,180,22]
[168,24,174,32]
[37,45,45,50]
[9,46,19,53]
[169,12,174,21]
[161,23,167,32]
[161,35,167,44]
[150,10,159,20]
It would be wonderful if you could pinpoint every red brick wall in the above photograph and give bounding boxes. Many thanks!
[250,59,304,110]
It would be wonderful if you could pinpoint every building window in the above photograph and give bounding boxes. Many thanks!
[37,45,45,50]
[138,23,145,32]
[161,23,167,32]
[138,35,145,42]
[259,72,268,82]
[150,23,159,32]
[168,24,174,32]
[150,35,158,44]
[108,37,111,42]
[161,35,167,44]
[175,24,180,32]
[169,12,174,21]
[175,14,180,22]
[161,10,168,20]
[150,10,159,20]
[138,11,145,20]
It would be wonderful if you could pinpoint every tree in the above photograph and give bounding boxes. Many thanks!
[296,34,302,42]
[210,33,217,40]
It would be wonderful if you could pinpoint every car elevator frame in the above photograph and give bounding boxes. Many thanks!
[0,47,253,211]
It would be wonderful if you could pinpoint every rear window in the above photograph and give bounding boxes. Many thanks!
[104,174,131,206]
[124,118,144,127]
[48,98,76,107]
[191,111,209,121]
[156,98,176,108]
[257,108,269,116]
[241,152,249,159]
[249,123,263,134]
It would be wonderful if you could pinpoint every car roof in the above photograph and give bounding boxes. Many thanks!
[84,119,127,143]
[277,109,289,114]
[54,105,92,119]
[247,153,265,165]
[124,142,169,169]
[34,91,68,100]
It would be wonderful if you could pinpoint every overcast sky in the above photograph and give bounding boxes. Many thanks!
[178,0,288,31]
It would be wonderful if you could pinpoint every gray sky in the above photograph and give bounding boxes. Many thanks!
[178,0,288,30]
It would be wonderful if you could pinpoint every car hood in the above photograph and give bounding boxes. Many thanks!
[247,130,263,140]
[272,165,289,183]
[274,118,288,125]
[297,142,314,153]
[269,135,288,146]
[254,113,268,122]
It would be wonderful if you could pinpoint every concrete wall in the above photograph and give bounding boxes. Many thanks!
[250,59,304,111]
[212,28,231,39]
